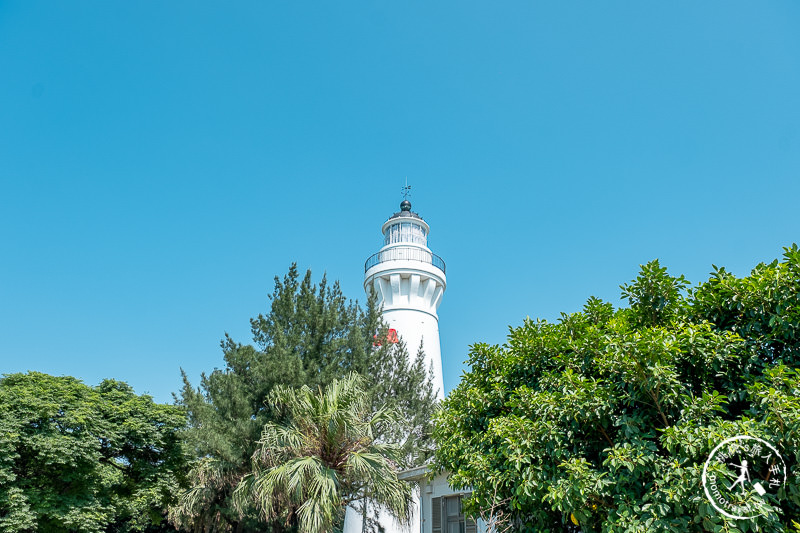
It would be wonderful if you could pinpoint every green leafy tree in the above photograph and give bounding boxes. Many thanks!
[173,265,435,532]
[0,372,188,533]
[233,373,412,533]
[434,245,800,532]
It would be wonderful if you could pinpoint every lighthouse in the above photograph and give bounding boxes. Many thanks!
[364,199,446,400]
[342,198,447,533]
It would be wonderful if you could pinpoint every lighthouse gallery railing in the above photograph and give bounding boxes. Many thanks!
[364,246,446,274]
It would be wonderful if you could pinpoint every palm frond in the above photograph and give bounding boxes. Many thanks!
[234,372,412,532]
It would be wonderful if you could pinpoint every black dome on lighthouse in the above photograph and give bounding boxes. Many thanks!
[388,200,423,221]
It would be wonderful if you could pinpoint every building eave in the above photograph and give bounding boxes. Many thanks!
[397,465,430,482]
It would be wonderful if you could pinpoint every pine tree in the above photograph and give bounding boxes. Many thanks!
[172,265,436,532]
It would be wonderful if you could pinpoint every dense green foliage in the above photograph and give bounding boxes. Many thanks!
[434,246,800,532]
[173,265,435,532]
[0,372,187,532]
[233,374,412,533]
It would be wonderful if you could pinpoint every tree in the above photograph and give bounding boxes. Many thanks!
[434,246,800,532]
[0,372,188,533]
[172,265,436,532]
[370,339,437,468]
[233,373,412,533]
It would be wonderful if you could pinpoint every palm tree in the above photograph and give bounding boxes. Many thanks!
[233,373,412,533]
[169,457,241,532]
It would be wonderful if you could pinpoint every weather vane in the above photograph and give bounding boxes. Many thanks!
[401,178,412,200]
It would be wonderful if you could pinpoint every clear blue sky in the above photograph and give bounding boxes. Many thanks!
[2,2,799,403]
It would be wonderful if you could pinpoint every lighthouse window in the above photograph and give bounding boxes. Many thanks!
[400,223,412,242]
[410,223,426,244]
[384,223,401,245]
[412,223,426,242]
[384,222,427,245]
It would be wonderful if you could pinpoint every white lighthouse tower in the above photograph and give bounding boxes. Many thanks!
[364,199,446,400]
[342,198,446,533]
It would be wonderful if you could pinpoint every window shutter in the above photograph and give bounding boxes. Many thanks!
[431,497,442,533]
[465,518,477,533]
[463,493,476,533]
